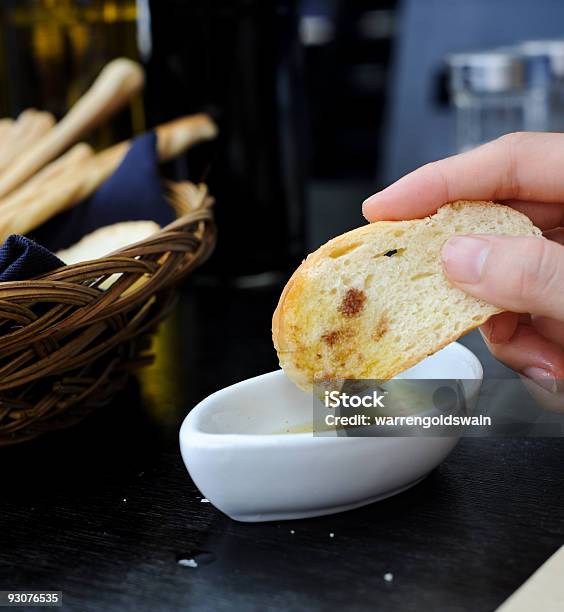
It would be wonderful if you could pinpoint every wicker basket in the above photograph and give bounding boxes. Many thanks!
[0,181,215,445]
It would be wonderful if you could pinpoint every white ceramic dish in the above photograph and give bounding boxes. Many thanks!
[179,342,483,522]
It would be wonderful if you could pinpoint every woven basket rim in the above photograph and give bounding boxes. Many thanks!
[0,180,216,445]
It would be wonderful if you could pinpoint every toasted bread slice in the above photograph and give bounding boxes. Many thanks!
[273,201,541,391]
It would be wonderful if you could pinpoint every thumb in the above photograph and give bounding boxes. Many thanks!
[441,235,564,320]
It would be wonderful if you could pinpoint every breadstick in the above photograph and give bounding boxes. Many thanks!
[0,117,18,151]
[0,143,93,211]
[0,114,218,241]
[154,113,218,159]
[0,109,55,173]
[46,113,219,206]
[0,118,14,142]
[0,58,144,199]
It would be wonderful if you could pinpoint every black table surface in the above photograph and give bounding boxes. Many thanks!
[1,282,563,612]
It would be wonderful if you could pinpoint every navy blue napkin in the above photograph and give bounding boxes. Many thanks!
[0,130,174,282]
[31,131,174,252]
[0,235,64,282]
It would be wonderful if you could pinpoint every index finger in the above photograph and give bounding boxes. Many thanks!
[362,132,564,226]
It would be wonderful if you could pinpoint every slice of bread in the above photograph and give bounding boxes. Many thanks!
[56,220,160,264]
[272,200,541,391]
[56,220,160,291]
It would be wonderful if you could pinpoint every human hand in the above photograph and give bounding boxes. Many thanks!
[363,132,564,393]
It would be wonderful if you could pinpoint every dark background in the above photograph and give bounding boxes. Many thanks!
[4,0,564,263]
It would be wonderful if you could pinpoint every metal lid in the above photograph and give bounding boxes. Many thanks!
[447,50,525,94]
[520,39,564,78]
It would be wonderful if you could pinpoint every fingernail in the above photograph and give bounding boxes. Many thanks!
[479,319,503,345]
[479,320,493,341]
[523,367,557,393]
[362,193,381,217]
[441,236,491,284]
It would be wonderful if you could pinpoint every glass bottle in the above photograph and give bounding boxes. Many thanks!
[447,50,526,152]
[520,39,564,133]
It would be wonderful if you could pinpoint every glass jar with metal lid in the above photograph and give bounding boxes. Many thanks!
[447,50,526,152]
[520,39,564,132]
